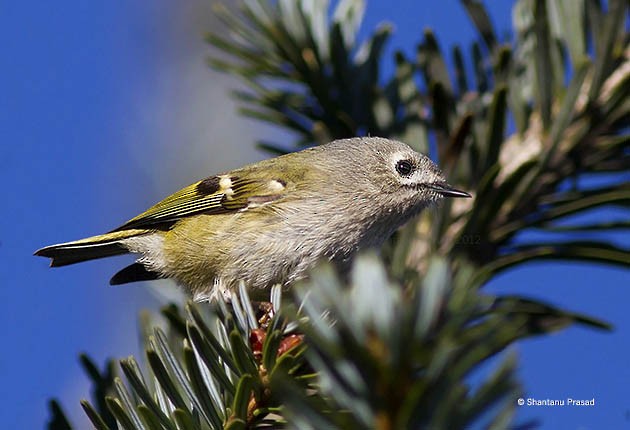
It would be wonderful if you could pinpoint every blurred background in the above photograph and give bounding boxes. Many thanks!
[1,1,627,428]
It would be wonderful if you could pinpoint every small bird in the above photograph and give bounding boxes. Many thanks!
[36,137,471,301]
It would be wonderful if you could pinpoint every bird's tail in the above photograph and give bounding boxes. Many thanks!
[34,229,148,267]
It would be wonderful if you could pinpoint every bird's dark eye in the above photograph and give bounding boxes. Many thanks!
[395,159,414,176]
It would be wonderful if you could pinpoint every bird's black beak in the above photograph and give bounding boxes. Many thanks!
[427,182,472,198]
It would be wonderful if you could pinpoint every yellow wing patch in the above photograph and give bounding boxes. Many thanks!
[111,175,287,231]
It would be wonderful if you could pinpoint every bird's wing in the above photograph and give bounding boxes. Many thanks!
[112,175,287,231]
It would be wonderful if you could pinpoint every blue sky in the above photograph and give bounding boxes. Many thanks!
[1,1,628,429]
